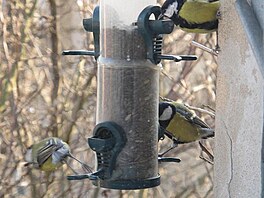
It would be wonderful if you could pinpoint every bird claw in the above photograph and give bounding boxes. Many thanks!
[216,10,222,20]
[158,143,178,157]
[214,44,221,54]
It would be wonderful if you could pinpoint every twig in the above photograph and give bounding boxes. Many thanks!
[160,96,215,118]
[159,96,174,102]
[191,41,218,56]
[199,156,214,165]
[199,141,214,165]
[184,104,215,117]
[202,104,215,113]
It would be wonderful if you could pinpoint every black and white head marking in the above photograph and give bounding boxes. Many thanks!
[163,1,179,18]
[159,104,174,121]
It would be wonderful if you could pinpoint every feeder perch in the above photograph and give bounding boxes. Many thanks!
[136,5,197,64]
[62,6,100,60]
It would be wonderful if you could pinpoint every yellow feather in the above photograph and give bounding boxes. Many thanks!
[179,1,220,24]
[40,157,62,171]
[165,107,201,142]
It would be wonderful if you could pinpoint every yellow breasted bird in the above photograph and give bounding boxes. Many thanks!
[25,137,92,173]
[159,101,214,155]
[161,0,220,49]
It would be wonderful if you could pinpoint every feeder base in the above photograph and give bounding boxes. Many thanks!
[92,175,160,190]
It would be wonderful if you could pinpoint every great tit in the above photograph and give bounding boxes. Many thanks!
[25,137,92,173]
[161,0,220,50]
[161,0,220,33]
[159,101,214,144]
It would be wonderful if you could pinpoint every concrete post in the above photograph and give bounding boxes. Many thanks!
[214,0,264,197]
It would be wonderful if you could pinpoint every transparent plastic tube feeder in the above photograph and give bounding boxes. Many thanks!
[95,0,160,189]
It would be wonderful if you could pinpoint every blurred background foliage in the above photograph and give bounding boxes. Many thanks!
[0,0,217,197]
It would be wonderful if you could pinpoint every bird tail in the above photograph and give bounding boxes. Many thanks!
[23,161,39,168]
[200,128,215,139]
[24,162,32,167]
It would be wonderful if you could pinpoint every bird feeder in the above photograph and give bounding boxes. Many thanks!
[63,1,197,190]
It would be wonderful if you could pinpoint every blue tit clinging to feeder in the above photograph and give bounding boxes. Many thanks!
[25,137,92,173]
[160,0,220,49]
[159,101,214,144]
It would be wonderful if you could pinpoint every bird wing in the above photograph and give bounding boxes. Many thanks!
[52,145,70,164]
[37,139,64,166]
[173,102,210,129]
[175,104,215,138]
[180,1,220,24]
[192,115,210,129]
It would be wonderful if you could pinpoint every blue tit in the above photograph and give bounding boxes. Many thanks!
[25,137,92,173]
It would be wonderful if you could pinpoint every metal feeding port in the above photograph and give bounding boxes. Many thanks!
[88,122,162,189]
[61,5,196,65]
[61,6,100,60]
[136,5,197,64]
[88,122,127,181]
[67,121,126,182]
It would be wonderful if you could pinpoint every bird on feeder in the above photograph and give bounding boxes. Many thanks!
[160,0,221,51]
[159,100,214,156]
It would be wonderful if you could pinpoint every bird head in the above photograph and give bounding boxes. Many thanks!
[25,146,33,163]
[161,0,180,19]
[159,102,175,126]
